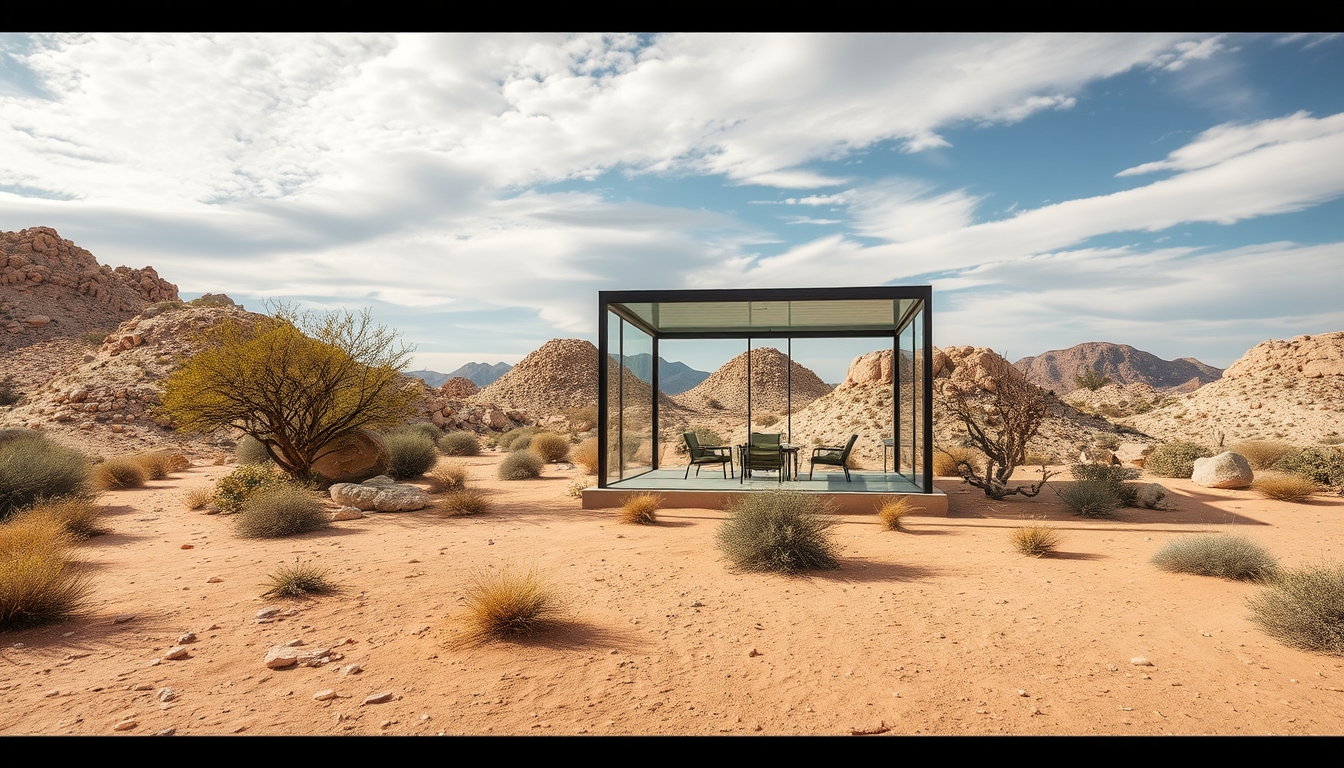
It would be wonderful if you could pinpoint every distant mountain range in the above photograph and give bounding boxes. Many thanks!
[618,353,711,395]
[1013,342,1223,393]
[408,361,514,388]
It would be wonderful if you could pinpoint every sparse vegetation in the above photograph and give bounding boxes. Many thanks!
[876,497,914,532]
[0,375,20,406]
[530,432,571,463]
[0,512,92,630]
[214,463,285,514]
[496,427,542,452]
[93,457,147,491]
[236,434,272,464]
[706,397,725,410]
[1095,432,1121,451]
[1145,441,1214,479]
[435,487,493,517]
[384,431,438,480]
[1022,451,1055,467]
[406,422,441,442]
[457,566,566,644]
[935,369,1056,499]
[1074,368,1112,391]
[754,412,780,428]
[573,437,599,475]
[1056,480,1123,518]
[498,449,544,480]
[564,406,598,432]
[79,331,110,348]
[1231,440,1296,471]
[438,431,481,457]
[619,493,661,525]
[716,490,840,573]
[1011,526,1062,557]
[263,561,335,599]
[131,450,175,480]
[235,483,330,538]
[1150,534,1279,581]
[933,447,982,477]
[426,463,469,493]
[1247,562,1344,656]
[0,434,92,520]
[566,480,589,498]
[1252,472,1319,502]
[1272,447,1344,488]
[17,497,105,538]
[1070,462,1141,506]
[183,485,215,511]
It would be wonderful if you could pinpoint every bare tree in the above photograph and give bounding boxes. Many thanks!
[936,367,1055,499]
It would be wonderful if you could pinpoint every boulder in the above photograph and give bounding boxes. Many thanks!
[1135,483,1168,509]
[329,483,380,510]
[370,484,428,512]
[1079,447,1117,465]
[1191,451,1254,489]
[329,475,427,512]
[310,430,389,486]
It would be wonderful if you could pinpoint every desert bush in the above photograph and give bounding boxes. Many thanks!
[0,434,92,520]
[1247,562,1344,656]
[18,497,105,538]
[235,483,329,538]
[1252,472,1319,502]
[406,422,441,442]
[1095,432,1121,451]
[716,490,840,573]
[457,566,565,644]
[1150,534,1279,581]
[93,457,147,491]
[619,493,661,525]
[1074,368,1112,391]
[1023,451,1056,467]
[0,375,20,406]
[426,462,469,494]
[438,431,481,457]
[564,406,598,432]
[566,480,590,498]
[495,427,542,452]
[1231,440,1296,471]
[1011,526,1062,557]
[1070,462,1141,507]
[0,513,92,630]
[79,331,110,348]
[183,485,215,511]
[876,497,914,532]
[1056,480,1123,518]
[530,432,571,463]
[131,450,175,481]
[498,449,544,480]
[1273,447,1344,488]
[1145,441,1214,479]
[933,447,982,477]
[706,397,725,410]
[384,431,438,480]
[214,463,285,514]
[573,438,600,475]
[263,561,335,599]
[236,434,273,465]
[435,487,493,517]
[754,412,780,428]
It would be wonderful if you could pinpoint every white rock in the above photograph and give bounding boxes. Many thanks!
[177,632,197,644]
[332,507,363,521]
[340,663,363,676]
[256,606,281,619]
[372,485,428,512]
[163,646,189,660]
[113,719,138,732]
[264,646,301,669]
[1191,452,1254,489]
[158,688,176,702]
[363,690,395,705]
[1130,656,1153,666]
[313,689,338,701]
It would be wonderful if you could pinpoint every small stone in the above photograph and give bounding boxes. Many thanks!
[380,720,392,728]
[285,639,306,647]
[113,614,136,624]
[264,646,301,669]
[177,632,197,644]
[1017,689,1028,697]
[133,683,154,691]
[113,719,138,732]
[206,577,223,584]
[44,689,59,698]
[748,648,760,657]
[340,664,363,676]
[1131,657,1153,666]
[363,690,395,705]
[332,507,363,521]
[313,689,338,701]
[158,688,176,702]
[149,658,161,666]
[180,544,194,550]
[154,727,176,736]
[164,646,189,660]
[256,606,281,619]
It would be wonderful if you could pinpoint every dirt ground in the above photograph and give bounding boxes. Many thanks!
[2,453,1341,736]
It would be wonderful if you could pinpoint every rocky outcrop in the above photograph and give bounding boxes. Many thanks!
[1191,451,1254,489]
[311,430,390,486]
[329,475,428,512]
[674,347,831,414]
[1014,342,1222,394]
[438,377,480,398]
[1223,332,1344,380]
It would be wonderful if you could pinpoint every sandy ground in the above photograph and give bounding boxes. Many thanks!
[1,453,1341,736]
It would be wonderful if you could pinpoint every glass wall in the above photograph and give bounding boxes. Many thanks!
[621,322,654,477]
[899,319,916,480]
[605,312,622,486]
[911,302,925,491]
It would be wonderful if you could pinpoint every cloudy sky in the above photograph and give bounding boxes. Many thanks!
[2,33,1341,380]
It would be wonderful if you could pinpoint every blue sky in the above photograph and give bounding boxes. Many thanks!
[1,33,1341,381]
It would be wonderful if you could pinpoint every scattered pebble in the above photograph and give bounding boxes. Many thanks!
[207,578,223,584]
[748,648,761,657]
[113,719,138,732]
[285,639,306,647]
[44,689,59,698]
[363,691,395,705]
[178,632,197,644]
[1017,690,1028,697]
[180,544,194,550]
[133,683,153,691]
[1131,657,1153,667]
[113,614,136,625]
[154,727,176,736]
[313,689,338,701]
[264,646,301,669]
[163,646,189,661]
[158,688,176,702]
[256,607,281,619]
[340,664,363,676]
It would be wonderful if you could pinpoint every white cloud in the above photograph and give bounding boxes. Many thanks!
[1118,111,1344,177]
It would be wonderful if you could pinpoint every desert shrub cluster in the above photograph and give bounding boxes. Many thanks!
[1252,472,1319,502]
[435,487,493,517]
[933,447,983,477]
[438,431,481,456]
[0,434,92,520]
[1230,440,1296,471]
[236,435,273,465]
[573,438,599,475]
[1150,534,1279,581]
[235,483,330,538]
[0,512,91,630]
[1248,562,1344,656]
[1145,441,1214,479]
[495,427,543,452]
[214,463,286,514]
[530,432,571,463]
[20,497,105,538]
[716,490,839,573]
[0,375,20,406]
[457,566,565,645]
[1272,447,1344,488]
[93,457,147,491]
[1011,526,1062,557]
[498,449,544,480]
[1069,462,1141,508]
[1057,481,1123,518]
[427,462,469,494]
[384,430,438,480]
[619,493,661,525]
[132,450,176,480]
[263,561,335,598]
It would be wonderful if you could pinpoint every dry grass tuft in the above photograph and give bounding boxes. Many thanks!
[716,490,840,573]
[131,450,175,480]
[1231,441,1296,471]
[619,493,661,525]
[875,497,915,531]
[1248,562,1344,656]
[573,437,599,475]
[1151,534,1279,581]
[530,432,571,463]
[183,485,215,511]
[456,566,566,645]
[18,497,106,538]
[93,457,147,491]
[426,463,469,494]
[235,484,330,539]
[933,447,982,477]
[1011,526,1062,557]
[1252,472,1319,503]
[263,561,335,599]
[435,487,493,517]
[0,513,92,630]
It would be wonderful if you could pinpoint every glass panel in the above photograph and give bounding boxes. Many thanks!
[621,321,655,477]
[900,320,915,480]
[911,302,925,491]
[605,312,622,486]
[642,299,904,333]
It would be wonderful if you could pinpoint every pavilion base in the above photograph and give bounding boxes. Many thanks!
[582,470,947,516]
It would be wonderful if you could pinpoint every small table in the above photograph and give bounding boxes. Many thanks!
[738,443,801,480]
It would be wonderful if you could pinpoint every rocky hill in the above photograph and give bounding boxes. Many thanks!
[673,347,831,414]
[1014,342,1222,395]
[446,361,513,388]
[1125,332,1344,446]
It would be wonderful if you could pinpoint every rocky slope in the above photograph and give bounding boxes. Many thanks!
[1014,342,1222,395]
[672,347,831,414]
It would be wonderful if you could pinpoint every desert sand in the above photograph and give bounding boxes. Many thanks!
[1,451,1340,736]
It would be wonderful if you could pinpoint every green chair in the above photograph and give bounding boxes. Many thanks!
[809,434,858,481]
[684,432,733,479]
[742,432,783,484]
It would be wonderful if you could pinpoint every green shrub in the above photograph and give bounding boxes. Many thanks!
[1272,447,1344,488]
[80,331,110,348]
[1056,480,1123,518]
[263,561,335,598]
[530,432,571,463]
[438,431,481,457]
[406,422,441,442]
[0,513,92,630]
[1248,562,1344,656]
[1146,441,1214,478]
[214,463,285,514]
[384,431,438,480]
[93,457,147,491]
[716,490,840,573]
[1070,462,1141,506]
[1150,534,1279,581]
[494,427,541,452]
[0,434,92,520]
[498,449,544,480]
[1230,441,1296,471]
[1095,432,1121,451]
[1074,369,1111,391]
[235,483,329,538]
[236,435,272,465]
